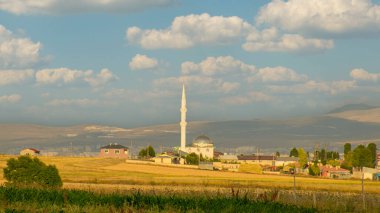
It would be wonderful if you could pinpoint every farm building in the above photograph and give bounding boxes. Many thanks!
[237,155,276,166]
[218,154,238,163]
[352,167,379,180]
[319,166,351,179]
[275,157,298,167]
[20,148,40,156]
[153,153,180,164]
[99,143,129,159]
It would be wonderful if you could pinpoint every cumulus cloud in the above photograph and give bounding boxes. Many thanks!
[256,0,380,36]
[350,68,380,81]
[127,13,252,49]
[0,0,176,15]
[35,68,117,87]
[154,75,240,94]
[47,98,99,107]
[221,92,273,105]
[249,66,307,82]
[0,69,34,86]
[129,54,159,71]
[181,56,255,76]
[0,25,42,68]
[0,94,21,103]
[269,80,356,95]
[243,27,333,52]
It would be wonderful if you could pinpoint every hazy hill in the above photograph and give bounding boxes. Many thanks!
[1,114,380,155]
[328,103,377,114]
[328,104,380,124]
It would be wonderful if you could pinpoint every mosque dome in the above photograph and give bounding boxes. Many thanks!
[192,135,213,147]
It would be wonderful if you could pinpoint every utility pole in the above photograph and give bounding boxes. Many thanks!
[362,167,366,211]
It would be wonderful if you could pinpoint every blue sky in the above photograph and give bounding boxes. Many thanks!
[1,0,380,127]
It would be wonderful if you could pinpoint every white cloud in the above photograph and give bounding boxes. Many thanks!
[127,13,252,49]
[47,98,99,107]
[0,0,175,15]
[35,68,117,87]
[0,25,42,68]
[243,29,334,53]
[85,68,118,87]
[181,56,255,76]
[221,92,273,105]
[269,80,356,95]
[0,69,34,86]
[350,68,380,81]
[154,75,240,94]
[0,94,21,103]
[257,0,380,36]
[129,54,158,71]
[249,66,307,82]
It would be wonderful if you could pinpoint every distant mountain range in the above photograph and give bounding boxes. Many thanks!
[1,104,380,155]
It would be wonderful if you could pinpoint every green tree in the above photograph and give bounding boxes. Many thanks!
[327,159,340,167]
[138,145,156,159]
[367,143,377,168]
[298,148,308,168]
[344,143,351,155]
[289,147,298,157]
[308,164,320,176]
[341,151,353,171]
[275,151,280,157]
[3,156,62,188]
[352,145,372,169]
[186,153,199,165]
[320,149,327,165]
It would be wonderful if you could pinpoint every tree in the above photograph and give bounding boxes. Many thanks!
[352,145,372,169]
[186,153,199,165]
[298,148,308,168]
[341,151,353,171]
[289,148,298,157]
[308,163,320,176]
[344,143,351,155]
[327,159,340,167]
[367,143,377,168]
[275,151,280,157]
[138,145,156,159]
[3,156,62,188]
[320,149,327,165]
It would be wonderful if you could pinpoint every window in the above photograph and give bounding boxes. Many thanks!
[104,149,109,154]
[115,150,120,154]
[124,150,128,154]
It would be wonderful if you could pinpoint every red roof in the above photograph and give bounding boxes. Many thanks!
[319,166,349,173]
[27,148,40,153]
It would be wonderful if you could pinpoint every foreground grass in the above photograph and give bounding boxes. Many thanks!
[0,186,315,213]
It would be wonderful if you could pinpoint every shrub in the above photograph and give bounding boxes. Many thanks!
[3,156,62,188]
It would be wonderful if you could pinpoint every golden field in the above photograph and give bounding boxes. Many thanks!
[0,155,379,194]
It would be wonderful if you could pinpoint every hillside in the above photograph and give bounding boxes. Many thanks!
[1,115,380,155]
[328,106,380,124]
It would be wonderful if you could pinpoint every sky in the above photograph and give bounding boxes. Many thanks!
[1,0,380,127]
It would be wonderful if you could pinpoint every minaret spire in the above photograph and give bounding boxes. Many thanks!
[180,84,187,150]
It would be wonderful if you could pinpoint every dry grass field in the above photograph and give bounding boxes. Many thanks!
[0,155,379,194]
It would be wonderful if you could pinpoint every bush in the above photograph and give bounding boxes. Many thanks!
[3,156,62,188]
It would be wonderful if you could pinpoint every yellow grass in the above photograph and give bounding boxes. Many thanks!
[0,155,379,194]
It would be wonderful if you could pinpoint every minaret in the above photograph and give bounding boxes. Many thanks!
[180,84,187,150]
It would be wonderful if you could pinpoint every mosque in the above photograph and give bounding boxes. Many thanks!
[179,85,214,159]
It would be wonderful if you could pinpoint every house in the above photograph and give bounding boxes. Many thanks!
[377,153,380,169]
[237,155,276,166]
[352,167,379,180]
[275,157,298,167]
[99,143,129,159]
[153,153,180,164]
[20,148,40,156]
[218,154,238,163]
[319,166,351,179]
[213,162,240,171]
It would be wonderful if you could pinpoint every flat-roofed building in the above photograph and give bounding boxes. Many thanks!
[99,143,129,159]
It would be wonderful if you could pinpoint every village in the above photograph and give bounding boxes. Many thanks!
[19,86,380,182]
